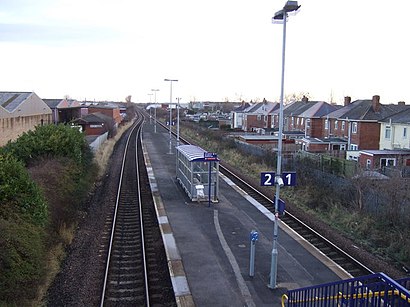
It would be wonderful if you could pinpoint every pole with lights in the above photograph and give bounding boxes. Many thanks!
[269,0,300,289]
[164,79,178,154]
[176,97,181,147]
[151,89,159,133]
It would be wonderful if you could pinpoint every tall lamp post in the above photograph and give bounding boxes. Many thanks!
[164,79,178,154]
[151,89,159,133]
[176,97,181,147]
[147,93,153,124]
[269,0,300,289]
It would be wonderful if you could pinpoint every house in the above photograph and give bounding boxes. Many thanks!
[73,112,115,137]
[0,91,52,146]
[231,102,251,129]
[269,97,340,154]
[325,95,409,160]
[43,98,81,124]
[358,149,410,169]
[242,101,278,132]
[379,104,410,150]
[87,103,122,126]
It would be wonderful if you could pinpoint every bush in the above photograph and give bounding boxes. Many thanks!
[0,217,46,303]
[3,124,92,167]
[0,153,48,226]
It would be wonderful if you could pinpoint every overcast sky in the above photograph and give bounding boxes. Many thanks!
[1,0,409,105]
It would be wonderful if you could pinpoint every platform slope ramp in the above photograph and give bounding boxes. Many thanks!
[282,273,410,307]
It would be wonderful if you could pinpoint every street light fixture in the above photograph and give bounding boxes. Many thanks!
[269,0,300,290]
[151,89,159,133]
[164,79,178,154]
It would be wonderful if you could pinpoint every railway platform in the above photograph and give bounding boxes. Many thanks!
[142,122,350,307]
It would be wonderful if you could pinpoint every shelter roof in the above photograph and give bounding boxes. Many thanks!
[176,145,219,162]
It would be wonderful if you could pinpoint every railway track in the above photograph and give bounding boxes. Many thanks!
[100,116,176,306]
[151,117,376,279]
[218,166,374,278]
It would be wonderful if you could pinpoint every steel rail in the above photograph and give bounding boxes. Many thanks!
[100,116,150,306]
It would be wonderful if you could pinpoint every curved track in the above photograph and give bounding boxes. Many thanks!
[100,115,176,306]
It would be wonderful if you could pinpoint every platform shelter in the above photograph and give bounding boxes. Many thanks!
[176,144,219,202]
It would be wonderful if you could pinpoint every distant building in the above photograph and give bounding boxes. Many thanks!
[0,91,52,146]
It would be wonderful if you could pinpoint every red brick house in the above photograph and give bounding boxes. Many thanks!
[325,95,409,160]
[73,112,114,136]
[242,101,278,132]
[358,149,410,169]
[88,104,122,125]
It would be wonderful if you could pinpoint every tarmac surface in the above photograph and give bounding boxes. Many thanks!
[142,121,350,307]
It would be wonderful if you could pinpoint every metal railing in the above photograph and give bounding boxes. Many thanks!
[282,272,410,307]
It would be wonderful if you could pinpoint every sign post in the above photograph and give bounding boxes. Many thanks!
[204,152,218,207]
[249,230,259,277]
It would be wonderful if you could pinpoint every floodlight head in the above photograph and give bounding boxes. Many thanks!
[284,1,300,13]
[273,10,285,20]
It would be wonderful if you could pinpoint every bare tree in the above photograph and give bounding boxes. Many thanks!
[125,95,132,103]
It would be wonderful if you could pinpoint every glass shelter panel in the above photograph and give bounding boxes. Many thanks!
[176,145,219,202]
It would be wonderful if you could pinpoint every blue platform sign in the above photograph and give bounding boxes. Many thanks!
[260,172,275,186]
[282,172,297,186]
[274,197,286,215]
[204,152,218,161]
[250,230,259,242]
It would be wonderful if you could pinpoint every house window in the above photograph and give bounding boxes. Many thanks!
[334,120,338,130]
[301,118,304,125]
[403,127,407,138]
[291,117,294,126]
[325,119,329,130]
[352,122,358,133]
[380,158,396,167]
[350,144,358,150]
[306,118,311,128]
[340,144,346,150]
[385,126,391,139]
[257,115,261,121]
[264,115,267,122]
[341,121,345,130]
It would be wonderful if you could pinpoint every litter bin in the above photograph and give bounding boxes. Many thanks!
[195,184,205,201]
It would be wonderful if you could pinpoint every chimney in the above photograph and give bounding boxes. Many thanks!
[344,96,351,106]
[302,96,308,102]
[372,95,381,113]
[398,101,405,106]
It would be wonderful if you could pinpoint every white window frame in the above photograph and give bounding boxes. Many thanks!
[385,126,391,139]
[325,119,329,130]
[334,120,338,130]
[350,144,358,150]
[352,122,358,134]
[341,121,345,130]
[380,158,396,167]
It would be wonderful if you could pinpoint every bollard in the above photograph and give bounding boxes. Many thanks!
[249,230,259,277]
